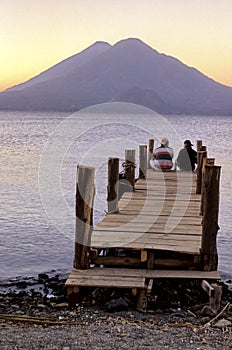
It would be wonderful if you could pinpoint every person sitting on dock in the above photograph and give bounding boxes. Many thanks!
[176,139,197,172]
[150,137,174,171]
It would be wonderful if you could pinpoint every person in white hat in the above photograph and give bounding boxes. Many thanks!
[150,138,174,171]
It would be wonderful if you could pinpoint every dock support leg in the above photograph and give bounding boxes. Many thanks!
[148,139,154,168]
[107,157,119,213]
[67,286,80,307]
[73,165,95,269]
[125,149,136,190]
[137,289,147,312]
[201,165,221,271]
[139,145,147,179]
[210,283,222,311]
[147,251,154,269]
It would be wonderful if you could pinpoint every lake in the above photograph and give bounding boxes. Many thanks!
[0,103,231,286]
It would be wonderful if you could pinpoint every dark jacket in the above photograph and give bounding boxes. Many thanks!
[177,147,197,171]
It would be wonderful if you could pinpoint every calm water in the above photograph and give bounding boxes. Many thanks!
[0,105,231,284]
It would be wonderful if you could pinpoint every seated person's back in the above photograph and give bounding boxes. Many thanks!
[151,138,174,171]
[177,140,197,171]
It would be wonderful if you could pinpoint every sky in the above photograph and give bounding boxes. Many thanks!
[1,0,232,91]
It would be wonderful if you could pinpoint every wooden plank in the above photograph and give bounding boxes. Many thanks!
[90,240,200,254]
[67,267,221,280]
[131,195,199,201]
[65,277,145,288]
[117,209,202,217]
[102,213,202,222]
[118,200,201,207]
[146,279,153,296]
[135,233,202,241]
[91,256,199,268]
[93,225,202,234]
[97,216,202,226]
[141,250,147,262]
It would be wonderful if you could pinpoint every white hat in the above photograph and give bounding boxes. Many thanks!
[161,137,169,146]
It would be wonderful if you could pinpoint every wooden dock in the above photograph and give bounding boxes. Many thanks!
[65,141,221,310]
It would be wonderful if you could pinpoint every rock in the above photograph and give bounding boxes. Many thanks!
[15,281,28,289]
[38,273,49,281]
[37,304,47,309]
[214,318,232,328]
[104,298,129,312]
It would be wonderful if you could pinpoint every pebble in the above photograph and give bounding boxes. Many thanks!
[0,272,232,349]
[214,318,232,328]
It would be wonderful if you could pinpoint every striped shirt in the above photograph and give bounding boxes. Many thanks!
[153,145,174,170]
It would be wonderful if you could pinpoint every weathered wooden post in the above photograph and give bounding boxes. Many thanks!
[201,165,221,271]
[73,165,95,269]
[196,150,207,194]
[200,158,215,215]
[139,145,147,179]
[107,157,119,213]
[125,149,136,190]
[197,140,202,152]
[148,139,154,168]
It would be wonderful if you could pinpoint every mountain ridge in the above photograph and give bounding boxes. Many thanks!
[1,38,232,115]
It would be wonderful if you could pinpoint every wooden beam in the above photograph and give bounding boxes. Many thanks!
[148,139,154,168]
[201,165,221,271]
[141,250,147,262]
[139,145,147,179]
[125,149,136,190]
[67,286,80,307]
[92,256,143,267]
[107,157,119,213]
[210,283,222,311]
[73,165,95,269]
[196,151,207,194]
[67,267,221,279]
[200,158,215,215]
[132,288,137,297]
[146,279,153,296]
[147,251,154,269]
[197,140,202,152]
[91,256,200,269]
[137,289,147,312]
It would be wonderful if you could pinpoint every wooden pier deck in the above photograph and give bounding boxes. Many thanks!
[65,142,221,309]
[91,170,202,254]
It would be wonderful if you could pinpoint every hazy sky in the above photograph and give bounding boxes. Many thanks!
[1,0,232,91]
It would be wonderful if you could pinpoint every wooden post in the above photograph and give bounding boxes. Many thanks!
[107,157,119,213]
[139,145,147,179]
[125,149,135,190]
[147,251,154,269]
[73,165,95,269]
[200,145,207,152]
[197,140,202,152]
[196,150,207,194]
[137,289,147,312]
[211,283,222,311]
[148,139,154,168]
[200,158,215,215]
[201,165,221,271]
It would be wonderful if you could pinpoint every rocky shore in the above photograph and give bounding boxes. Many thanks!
[0,272,231,349]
